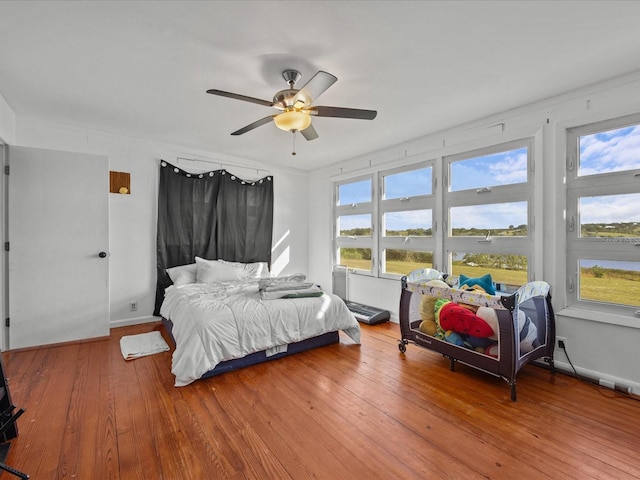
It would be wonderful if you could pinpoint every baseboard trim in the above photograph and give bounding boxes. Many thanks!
[550,359,640,396]
[110,315,159,329]
[8,334,110,353]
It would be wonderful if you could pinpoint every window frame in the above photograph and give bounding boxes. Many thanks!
[334,174,375,275]
[565,113,640,316]
[442,138,535,283]
[378,160,436,279]
[331,135,538,286]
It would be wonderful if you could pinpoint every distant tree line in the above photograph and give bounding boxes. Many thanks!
[583,264,640,281]
[581,222,640,237]
[342,223,640,239]
[340,226,530,238]
[385,228,432,237]
[458,253,527,270]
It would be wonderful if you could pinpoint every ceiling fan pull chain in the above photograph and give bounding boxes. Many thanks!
[292,130,297,156]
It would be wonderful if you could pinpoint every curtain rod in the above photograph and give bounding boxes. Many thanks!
[176,156,271,175]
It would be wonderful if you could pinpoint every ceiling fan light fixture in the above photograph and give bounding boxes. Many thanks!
[273,110,311,132]
[207,69,376,141]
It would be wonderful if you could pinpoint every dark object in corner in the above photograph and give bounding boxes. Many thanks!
[0,355,29,478]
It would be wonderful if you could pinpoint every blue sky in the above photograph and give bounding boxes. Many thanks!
[385,167,432,199]
[385,210,431,231]
[450,147,528,191]
[338,167,432,206]
[450,202,527,231]
[338,179,371,205]
[579,125,640,224]
[340,127,640,231]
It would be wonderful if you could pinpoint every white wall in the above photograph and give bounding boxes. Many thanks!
[14,117,310,327]
[309,70,640,394]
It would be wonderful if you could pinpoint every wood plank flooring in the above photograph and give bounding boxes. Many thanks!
[2,321,640,479]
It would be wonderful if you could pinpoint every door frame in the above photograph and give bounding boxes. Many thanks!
[1,143,6,351]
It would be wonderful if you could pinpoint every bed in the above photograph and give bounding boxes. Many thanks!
[398,268,556,401]
[159,258,361,386]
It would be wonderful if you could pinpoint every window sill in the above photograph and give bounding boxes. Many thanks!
[557,307,640,329]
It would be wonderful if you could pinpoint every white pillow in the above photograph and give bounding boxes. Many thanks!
[218,259,271,278]
[195,257,250,283]
[166,263,197,287]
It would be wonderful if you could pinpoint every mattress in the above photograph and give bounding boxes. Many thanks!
[160,279,361,386]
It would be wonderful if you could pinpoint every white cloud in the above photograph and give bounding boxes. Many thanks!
[489,151,528,184]
[339,214,370,231]
[451,202,528,229]
[385,209,432,230]
[580,125,640,175]
[580,193,640,224]
[452,148,528,190]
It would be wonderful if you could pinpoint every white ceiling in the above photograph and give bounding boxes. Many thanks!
[2,1,640,171]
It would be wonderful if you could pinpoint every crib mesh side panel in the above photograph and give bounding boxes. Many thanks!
[519,296,548,350]
[516,294,555,370]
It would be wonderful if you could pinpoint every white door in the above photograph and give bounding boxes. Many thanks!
[7,146,109,349]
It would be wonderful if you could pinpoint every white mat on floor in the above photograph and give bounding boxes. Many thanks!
[120,331,170,360]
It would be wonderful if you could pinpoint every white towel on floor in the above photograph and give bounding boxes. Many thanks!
[120,331,170,360]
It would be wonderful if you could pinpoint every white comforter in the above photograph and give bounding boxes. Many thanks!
[160,279,361,386]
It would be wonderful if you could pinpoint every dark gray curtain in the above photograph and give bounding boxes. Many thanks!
[154,161,274,315]
[216,172,274,263]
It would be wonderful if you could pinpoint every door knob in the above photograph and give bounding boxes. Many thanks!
[98,251,107,258]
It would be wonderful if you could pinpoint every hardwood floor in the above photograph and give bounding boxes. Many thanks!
[2,321,640,479]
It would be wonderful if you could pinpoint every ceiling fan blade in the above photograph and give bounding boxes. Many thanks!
[312,106,377,120]
[300,124,319,141]
[293,71,337,106]
[231,116,275,136]
[207,89,274,108]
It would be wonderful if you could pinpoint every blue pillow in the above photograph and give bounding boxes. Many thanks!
[459,273,496,295]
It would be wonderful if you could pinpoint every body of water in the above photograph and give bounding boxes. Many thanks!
[580,259,640,272]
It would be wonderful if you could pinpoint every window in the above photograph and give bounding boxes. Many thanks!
[337,178,371,205]
[384,166,432,199]
[337,214,371,237]
[383,210,431,237]
[332,139,536,287]
[444,140,534,286]
[334,176,374,273]
[566,115,640,313]
[338,247,373,271]
[449,202,528,237]
[449,147,528,192]
[379,163,435,277]
[450,252,528,287]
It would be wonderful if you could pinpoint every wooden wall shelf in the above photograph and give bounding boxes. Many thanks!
[110,171,130,194]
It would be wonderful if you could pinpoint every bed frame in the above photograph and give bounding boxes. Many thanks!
[162,317,340,379]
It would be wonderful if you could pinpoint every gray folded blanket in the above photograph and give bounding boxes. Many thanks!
[260,285,323,300]
[258,273,307,290]
[261,282,314,292]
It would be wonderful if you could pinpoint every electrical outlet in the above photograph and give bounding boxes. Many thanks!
[129,301,137,312]
[556,336,567,349]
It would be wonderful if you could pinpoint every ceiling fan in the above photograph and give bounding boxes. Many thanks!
[206,69,377,143]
